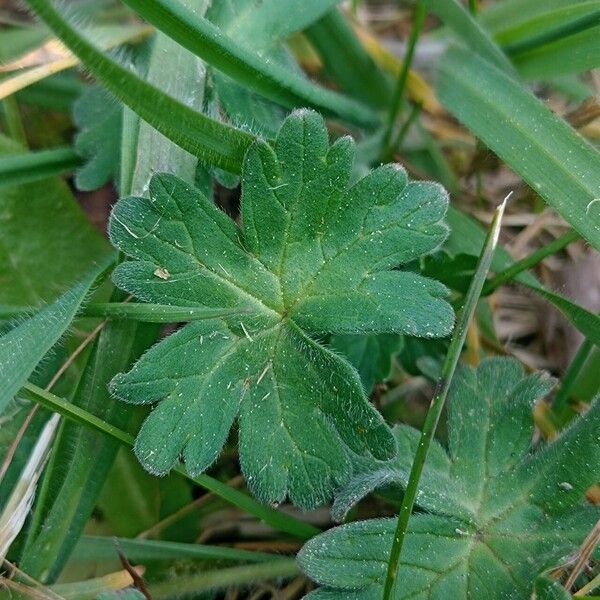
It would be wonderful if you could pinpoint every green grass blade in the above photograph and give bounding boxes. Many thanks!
[0,146,81,188]
[481,0,600,78]
[20,382,321,541]
[150,560,300,598]
[483,230,580,293]
[503,8,600,55]
[24,0,254,174]
[75,536,286,563]
[380,0,427,160]
[512,22,600,78]
[438,46,600,252]
[125,0,210,196]
[446,208,600,346]
[383,199,507,600]
[0,256,113,414]
[425,0,516,75]
[119,0,378,127]
[305,9,392,108]
[19,320,158,581]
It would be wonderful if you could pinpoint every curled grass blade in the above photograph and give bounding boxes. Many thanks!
[118,0,378,127]
[24,0,254,173]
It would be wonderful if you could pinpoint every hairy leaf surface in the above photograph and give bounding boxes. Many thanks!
[299,357,600,597]
[109,110,453,508]
[73,85,122,192]
[330,334,402,393]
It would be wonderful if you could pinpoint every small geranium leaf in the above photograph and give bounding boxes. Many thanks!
[73,85,122,192]
[330,333,402,393]
[299,357,600,596]
[108,109,453,508]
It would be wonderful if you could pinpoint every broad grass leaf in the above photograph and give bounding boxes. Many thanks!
[0,257,112,414]
[299,357,600,598]
[108,110,454,509]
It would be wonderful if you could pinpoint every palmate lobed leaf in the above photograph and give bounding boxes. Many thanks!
[108,110,453,509]
[299,357,600,597]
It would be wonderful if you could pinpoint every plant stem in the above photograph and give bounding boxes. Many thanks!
[382,198,507,600]
[2,96,27,146]
[380,1,426,160]
[20,382,321,541]
[468,0,478,15]
[483,229,580,294]
[389,101,422,158]
[553,338,595,417]
[0,303,254,322]
[150,559,300,598]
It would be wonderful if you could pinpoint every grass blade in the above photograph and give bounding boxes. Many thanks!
[18,320,157,581]
[0,256,113,414]
[425,0,515,75]
[305,9,392,109]
[20,382,321,541]
[24,0,254,174]
[0,146,81,188]
[483,230,580,293]
[382,198,507,600]
[118,0,378,127]
[150,560,300,598]
[75,535,287,564]
[438,46,600,252]
[446,208,600,346]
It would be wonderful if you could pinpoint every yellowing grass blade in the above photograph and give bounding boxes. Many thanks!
[0,24,152,100]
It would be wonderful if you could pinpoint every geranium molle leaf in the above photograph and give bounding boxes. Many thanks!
[108,109,453,509]
[299,357,600,597]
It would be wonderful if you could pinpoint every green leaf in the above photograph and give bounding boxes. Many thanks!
[330,334,402,393]
[24,0,254,174]
[73,85,122,192]
[513,23,600,78]
[437,46,600,253]
[0,257,112,414]
[21,381,320,540]
[299,357,600,598]
[108,110,454,509]
[125,0,210,196]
